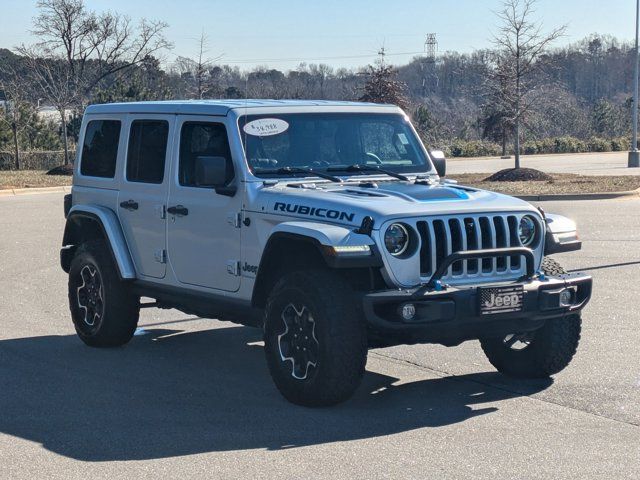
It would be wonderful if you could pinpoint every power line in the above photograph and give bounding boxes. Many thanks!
[169,50,426,66]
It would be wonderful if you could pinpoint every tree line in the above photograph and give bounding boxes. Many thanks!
[0,0,636,170]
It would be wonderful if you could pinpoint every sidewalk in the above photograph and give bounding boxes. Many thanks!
[448,151,640,176]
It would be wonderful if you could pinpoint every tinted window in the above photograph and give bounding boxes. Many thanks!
[239,113,429,177]
[80,120,121,178]
[126,120,169,184]
[179,122,233,187]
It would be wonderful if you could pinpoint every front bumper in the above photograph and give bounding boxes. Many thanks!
[362,271,592,346]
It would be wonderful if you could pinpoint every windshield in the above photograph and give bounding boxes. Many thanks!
[239,113,433,178]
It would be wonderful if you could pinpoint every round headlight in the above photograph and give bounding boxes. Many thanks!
[518,216,537,246]
[384,223,410,256]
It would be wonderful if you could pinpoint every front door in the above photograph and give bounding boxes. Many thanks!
[166,116,242,292]
[118,114,173,279]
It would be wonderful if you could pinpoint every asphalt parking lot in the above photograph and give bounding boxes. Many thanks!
[0,193,638,479]
[448,151,640,176]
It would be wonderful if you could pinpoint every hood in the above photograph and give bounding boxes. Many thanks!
[251,179,538,228]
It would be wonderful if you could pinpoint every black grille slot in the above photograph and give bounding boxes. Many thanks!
[493,216,508,271]
[417,221,431,276]
[464,217,479,274]
[433,220,447,272]
[448,218,464,275]
[507,215,521,269]
[479,217,493,272]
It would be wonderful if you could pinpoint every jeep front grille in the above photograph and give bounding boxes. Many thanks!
[415,214,535,282]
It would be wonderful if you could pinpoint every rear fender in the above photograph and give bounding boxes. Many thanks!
[62,205,136,279]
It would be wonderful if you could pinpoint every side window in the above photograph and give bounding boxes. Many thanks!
[80,120,121,178]
[126,120,169,184]
[179,122,233,187]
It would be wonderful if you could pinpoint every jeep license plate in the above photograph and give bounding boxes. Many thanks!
[479,285,524,315]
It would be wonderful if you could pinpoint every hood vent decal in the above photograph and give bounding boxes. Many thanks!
[335,189,388,198]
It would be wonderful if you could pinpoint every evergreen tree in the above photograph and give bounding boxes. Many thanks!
[359,64,409,110]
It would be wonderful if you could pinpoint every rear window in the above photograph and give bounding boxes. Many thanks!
[126,120,169,184]
[80,120,121,178]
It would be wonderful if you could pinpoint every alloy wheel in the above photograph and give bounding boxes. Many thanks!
[277,303,320,380]
[76,264,104,329]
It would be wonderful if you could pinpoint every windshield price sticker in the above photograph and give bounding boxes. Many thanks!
[243,118,289,137]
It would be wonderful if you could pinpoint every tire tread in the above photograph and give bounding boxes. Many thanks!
[264,269,367,406]
[68,240,139,347]
[480,257,581,378]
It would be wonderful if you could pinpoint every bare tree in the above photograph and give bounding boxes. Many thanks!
[16,0,171,164]
[491,0,566,168]
[0,67,37,169]
[173,32,222,99]
[18,48,79,164]
[481,60,515,157]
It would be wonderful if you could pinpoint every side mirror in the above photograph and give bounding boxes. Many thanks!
[194,156,236,197]
[430,150,446,177]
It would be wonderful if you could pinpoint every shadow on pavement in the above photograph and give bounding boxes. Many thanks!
[0,324,552,461]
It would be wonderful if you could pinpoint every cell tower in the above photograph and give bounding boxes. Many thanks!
[424,34,438,63]
[421,33,439,96]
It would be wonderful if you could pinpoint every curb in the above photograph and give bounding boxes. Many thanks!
[449,151,626,162]
[0,186,71,197]
[515,188,640,201]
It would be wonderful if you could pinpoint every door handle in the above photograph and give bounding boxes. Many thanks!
[167,205,189,216]
[119,199,139,211]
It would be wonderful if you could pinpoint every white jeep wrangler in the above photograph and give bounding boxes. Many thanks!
[61,100,592,406]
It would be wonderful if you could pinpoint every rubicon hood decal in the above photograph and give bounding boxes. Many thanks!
[274,202,355,222]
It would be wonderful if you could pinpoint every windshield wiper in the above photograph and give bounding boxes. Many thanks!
[327,164,410,181]
[253,166,342,183]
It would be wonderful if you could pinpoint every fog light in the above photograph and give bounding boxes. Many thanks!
[559,289,573,307]
[401,303,416,321]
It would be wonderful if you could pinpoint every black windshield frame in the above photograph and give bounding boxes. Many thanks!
[238,112,434,179]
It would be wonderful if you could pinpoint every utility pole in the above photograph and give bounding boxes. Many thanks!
[629,0,640,167]
[377,46,386,67]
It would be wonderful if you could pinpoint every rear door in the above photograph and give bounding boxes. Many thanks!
[118,114,174,279]
[166,116,242,292]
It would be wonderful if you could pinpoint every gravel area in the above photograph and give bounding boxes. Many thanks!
[450,173,640,195]
[0,171,72,189]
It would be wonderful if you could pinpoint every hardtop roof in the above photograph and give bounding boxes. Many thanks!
[84,99,400,116]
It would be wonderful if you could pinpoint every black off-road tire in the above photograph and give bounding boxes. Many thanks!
[480,257,582,378]
[264,270,368,407]
[68,240,139,347]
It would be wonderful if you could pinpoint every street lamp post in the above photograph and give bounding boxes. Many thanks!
[629,0,640,167]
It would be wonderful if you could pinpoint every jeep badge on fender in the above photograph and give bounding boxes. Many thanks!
[60,100,592,407]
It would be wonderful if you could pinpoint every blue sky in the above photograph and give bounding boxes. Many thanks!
[0,0,636,70]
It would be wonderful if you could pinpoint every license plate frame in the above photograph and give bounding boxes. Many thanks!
[479,285,524,315]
